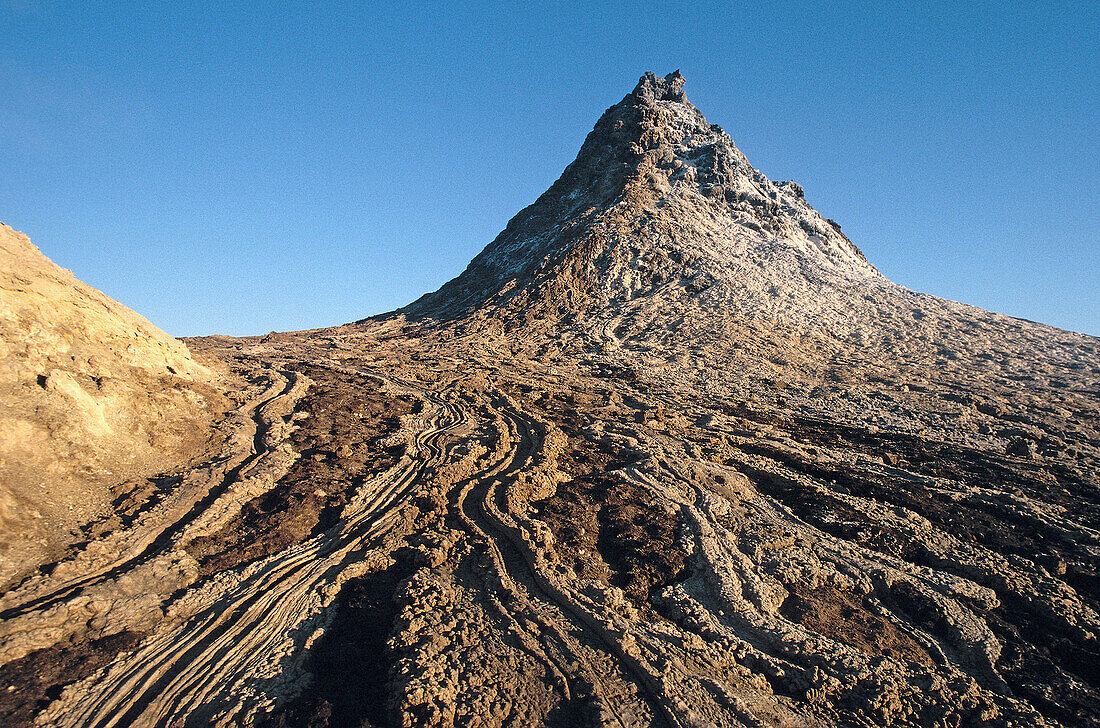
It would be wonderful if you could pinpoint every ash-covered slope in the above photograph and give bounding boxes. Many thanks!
[401,71,880,333]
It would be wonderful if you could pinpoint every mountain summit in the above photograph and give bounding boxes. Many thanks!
[401,71,879,333]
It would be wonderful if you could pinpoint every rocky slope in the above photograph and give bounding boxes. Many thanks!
[0,223,222,588]
[1,73,1097,728]
[400,73,878,342]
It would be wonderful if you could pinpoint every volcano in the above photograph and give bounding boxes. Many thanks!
[404,72,875,324]
[1,72,1097,728]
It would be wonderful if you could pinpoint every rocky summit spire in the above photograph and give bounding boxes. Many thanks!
[632,69,687,103]
[397,72,882,333]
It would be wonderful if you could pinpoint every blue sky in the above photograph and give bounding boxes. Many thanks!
[2,1,1097,336]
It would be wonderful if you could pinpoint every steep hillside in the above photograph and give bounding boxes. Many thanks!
[0,223,221,588]
[401,71,877,331]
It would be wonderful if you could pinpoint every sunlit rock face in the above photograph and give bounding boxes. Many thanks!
[0,222,219,588]
[402,71,877,329]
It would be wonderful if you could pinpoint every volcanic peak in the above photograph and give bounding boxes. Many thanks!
[399,72,880,328]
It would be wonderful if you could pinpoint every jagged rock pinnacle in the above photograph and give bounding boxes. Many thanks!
[631,70,687,103]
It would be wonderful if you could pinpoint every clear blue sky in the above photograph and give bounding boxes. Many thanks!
[2,2,1097,336]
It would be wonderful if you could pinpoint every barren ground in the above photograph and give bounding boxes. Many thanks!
[1,72,1097,728]
[0,317,1094,728]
